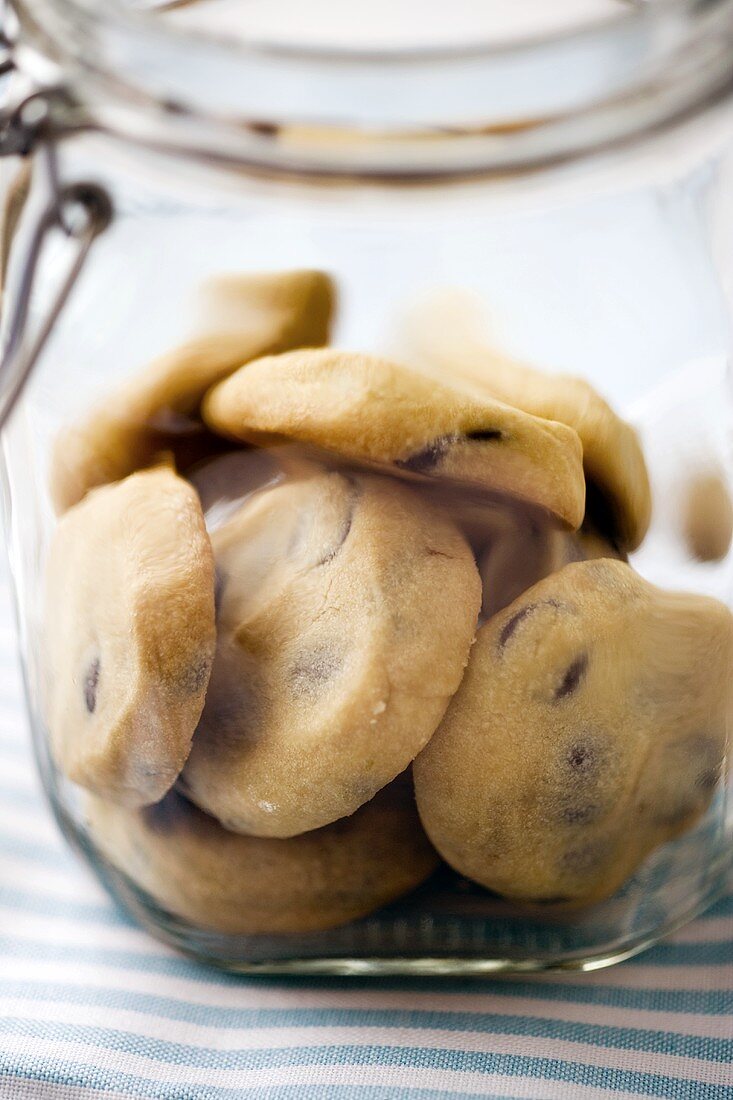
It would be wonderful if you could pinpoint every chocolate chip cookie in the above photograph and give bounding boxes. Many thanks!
[44,466,216,806]
[202,348,586,529]
[50,269,335,512]
[414,559,732,905]
[400,291,651,550]
[181,466,482,837]
[86,776,439,934]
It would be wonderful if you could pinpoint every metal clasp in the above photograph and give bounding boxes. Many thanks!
[0,176,113,430]
[0,90,55,157]
[0,32,112,431]
[0,30,14,81]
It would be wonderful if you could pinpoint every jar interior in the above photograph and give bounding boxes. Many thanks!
[2,86,733,971]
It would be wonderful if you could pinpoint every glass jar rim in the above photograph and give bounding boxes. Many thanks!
[11,0,733,177]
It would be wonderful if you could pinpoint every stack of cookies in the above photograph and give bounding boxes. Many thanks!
[43,269,733,934]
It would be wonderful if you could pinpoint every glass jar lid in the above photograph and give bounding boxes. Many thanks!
[7,0,733,174]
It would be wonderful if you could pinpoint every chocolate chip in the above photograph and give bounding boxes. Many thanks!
[537,735,615,829]
[567,742,594,773]
[465,429,504,443]
[561,838,609,877]
[561,803,599,825]
[498,598,564,649]
[249,120,280,137]
[84,658,100,714]
[396,428,506,474]
[498,604,537,648]
[290,647,343,697]
[395,435,455,474]
[555,653,588,701]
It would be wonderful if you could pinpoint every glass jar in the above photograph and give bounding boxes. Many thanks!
[2,0,733,975]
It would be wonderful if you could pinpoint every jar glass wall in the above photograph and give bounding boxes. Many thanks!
[2,0,733,973]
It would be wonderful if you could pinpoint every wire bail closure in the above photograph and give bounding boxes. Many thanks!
[0,175,113,431]
[0,51,113,432]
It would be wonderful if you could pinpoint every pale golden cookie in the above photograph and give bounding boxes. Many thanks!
[85,777,439,934]
[399,292,651,550]
[414,559,732,906]
[181,467,482,837]
[682,469,733,563]
[44,467,216,807]
[50,269,335,512]
[202,349,586,529]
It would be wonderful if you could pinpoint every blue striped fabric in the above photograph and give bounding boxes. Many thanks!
[0,577,731,1100]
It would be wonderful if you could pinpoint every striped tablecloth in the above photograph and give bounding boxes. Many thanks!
[0,576,731,1100]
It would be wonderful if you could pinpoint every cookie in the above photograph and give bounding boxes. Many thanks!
[202,349,586,529]
[414,559,732,906]
[85,777,439,935]
[682,469,733,563]
[50,269,335,512]
[399,291,651,550]
[44,466,216,807]
[181,466,482,837]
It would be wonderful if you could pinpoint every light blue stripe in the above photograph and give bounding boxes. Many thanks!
[0,985,731,1062]
[261,974,733,1015]
[0,937,247,986]
[2,917,733,977]
[3,967,733,1018]
[635,942,733,966]
[0,1062,517,1100]
[1,1027,732,1100]
[2,936,733,1014]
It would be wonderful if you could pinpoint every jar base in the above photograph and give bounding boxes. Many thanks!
[46,764,731,977]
